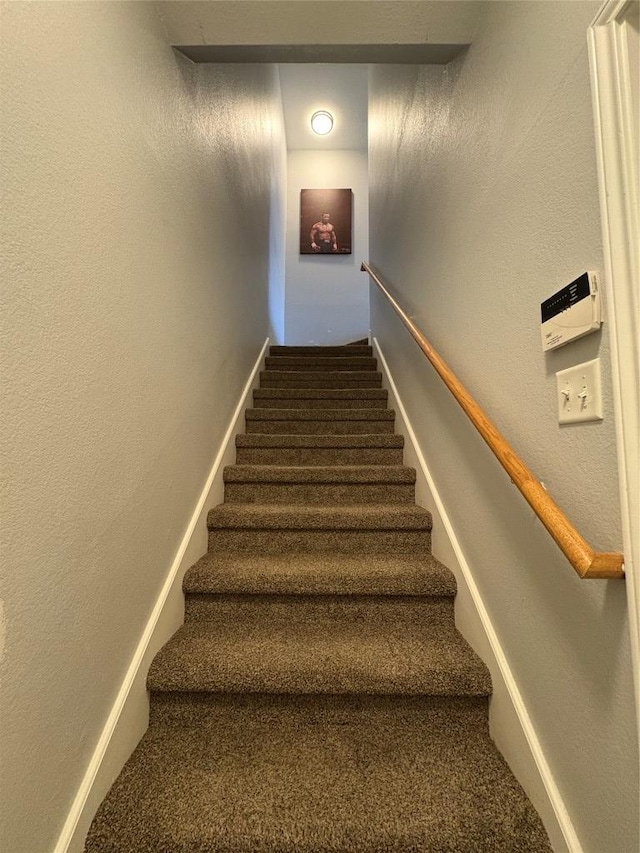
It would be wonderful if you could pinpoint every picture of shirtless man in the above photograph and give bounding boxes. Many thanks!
[310,213,338,253]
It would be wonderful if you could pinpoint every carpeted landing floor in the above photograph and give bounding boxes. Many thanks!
[85,344,552,852]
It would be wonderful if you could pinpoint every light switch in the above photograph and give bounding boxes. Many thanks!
[556,359,603,424]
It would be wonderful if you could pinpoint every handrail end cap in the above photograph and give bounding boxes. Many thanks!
[575,551,625,579]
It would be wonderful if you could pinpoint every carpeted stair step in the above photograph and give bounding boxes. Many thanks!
[207,503,432,555]
[235,433,405,465]
[270,343,372,357]
[253,387,388,409]
[85,342,553,853]
[245,407,395,435]
[260,369,382,389]
[147,597,490,695]
[85,694,551,853]
[264,356,378,371]
[183,590,454,623]
[223,464,416,504]
[183,551,457,597]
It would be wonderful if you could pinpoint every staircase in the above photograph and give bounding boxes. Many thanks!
[85,343,552,852]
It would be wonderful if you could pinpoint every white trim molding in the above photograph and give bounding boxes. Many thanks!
[374,337,581,853]
[54,338,270,853]
[588,0,640,733]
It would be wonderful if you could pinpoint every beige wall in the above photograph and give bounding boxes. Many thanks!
[0,2,285,851]
[368,3,638,852]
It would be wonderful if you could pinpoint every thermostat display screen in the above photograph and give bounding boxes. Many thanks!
[541,273,591,323]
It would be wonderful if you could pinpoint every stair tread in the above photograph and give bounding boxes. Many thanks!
[85,696,551,853]
[261,370,382,382]
[184,552,455,596]
[246,408,394,420]
[254,388,387,398]
[236,433,404,448]
[270,344,372,356]
[223,465,415,484]
[261,369,382,376]
[261,380,383,389]
[252,398,387,410]
[207,503,432,530]
[264,356,378,370]
[147,608,491,695]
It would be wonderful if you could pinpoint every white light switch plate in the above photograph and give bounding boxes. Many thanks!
[556,359,603,424]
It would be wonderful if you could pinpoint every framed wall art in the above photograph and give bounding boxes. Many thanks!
[299,188,353,255]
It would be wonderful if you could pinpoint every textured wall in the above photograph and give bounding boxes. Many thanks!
[368,3,638,852]
[285,149,369,344]
[0,2,285,851]
[158,0,482,46]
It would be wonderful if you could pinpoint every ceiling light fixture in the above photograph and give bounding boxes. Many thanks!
[310,110,333,135]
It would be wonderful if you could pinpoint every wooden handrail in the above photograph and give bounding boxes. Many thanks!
[361,262,625,579]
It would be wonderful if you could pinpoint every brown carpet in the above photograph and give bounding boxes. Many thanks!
[85,344,552,852]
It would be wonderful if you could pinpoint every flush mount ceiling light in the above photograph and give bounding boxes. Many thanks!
[310,110,334,135]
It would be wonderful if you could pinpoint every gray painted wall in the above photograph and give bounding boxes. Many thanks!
[0,3,286,850]
[285,149,369,345]
[368,3,638,852]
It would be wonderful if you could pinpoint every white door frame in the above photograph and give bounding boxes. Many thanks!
[588,0,640,733]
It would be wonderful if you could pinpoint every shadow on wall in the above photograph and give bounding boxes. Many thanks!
[269,171,286,344]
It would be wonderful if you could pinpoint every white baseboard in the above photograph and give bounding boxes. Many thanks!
[55,338,270,853]
[373,337,582,853]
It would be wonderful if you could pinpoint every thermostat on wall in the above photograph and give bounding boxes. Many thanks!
[540,272,601,352]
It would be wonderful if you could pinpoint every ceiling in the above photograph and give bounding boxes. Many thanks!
[278,65,368,151]
[161,1,480,52]
[164,1,479,154]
